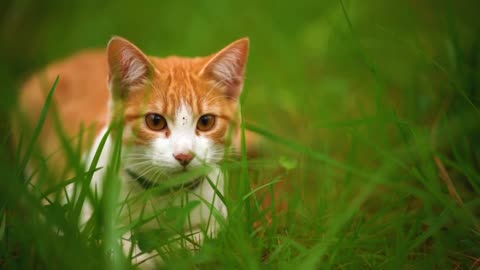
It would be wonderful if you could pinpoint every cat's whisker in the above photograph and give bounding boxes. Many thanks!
[124,154,150,158]
[126,158,151,161]
[127,163,152,173]
[126,158,172,184]
[149,169,160,183]
[132,162,156,176]
[129,158,150,162]
[124,153,152,158]
[126,158,150,165]
[126,167,152,181]
[136,167,158,182]
[151,168,165,183]
[128,161,153,166]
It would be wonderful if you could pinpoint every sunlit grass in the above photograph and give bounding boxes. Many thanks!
[1,0,480,269]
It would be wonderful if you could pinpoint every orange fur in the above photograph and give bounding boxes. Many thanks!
[16,37,251,181]
[16,51,110,178]
[13,37,272,268]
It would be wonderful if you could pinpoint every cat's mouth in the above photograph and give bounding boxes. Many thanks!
[125,169,203,193]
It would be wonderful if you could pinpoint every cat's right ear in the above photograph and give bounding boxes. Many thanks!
[107,36,153,99]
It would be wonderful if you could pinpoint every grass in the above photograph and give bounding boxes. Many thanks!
[1,0,480,269]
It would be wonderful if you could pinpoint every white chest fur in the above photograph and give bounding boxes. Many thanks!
[82,128,227,245]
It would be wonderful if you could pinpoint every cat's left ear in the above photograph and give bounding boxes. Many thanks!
[199,37,249,99]
[107,36,154,98]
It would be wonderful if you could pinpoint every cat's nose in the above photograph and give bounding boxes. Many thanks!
[173,153,194,166]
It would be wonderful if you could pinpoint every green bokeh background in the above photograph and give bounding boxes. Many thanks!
[2,1,479,147]
[1,0,479,269]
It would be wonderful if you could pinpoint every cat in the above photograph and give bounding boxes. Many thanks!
[15,36,250,267]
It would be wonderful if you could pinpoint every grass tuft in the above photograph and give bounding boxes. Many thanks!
[1,1,480,269]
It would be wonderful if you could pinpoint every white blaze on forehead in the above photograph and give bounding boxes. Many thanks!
[175,101,194,127]
[171,101,195,154]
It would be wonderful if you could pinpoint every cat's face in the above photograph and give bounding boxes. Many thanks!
[107,37,248,179]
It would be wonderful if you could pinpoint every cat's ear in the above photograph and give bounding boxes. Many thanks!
[199,37,249,99]
[107,36,153,98]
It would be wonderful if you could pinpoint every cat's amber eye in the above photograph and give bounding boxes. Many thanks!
[145,113,167,131]
[197,114,216,131]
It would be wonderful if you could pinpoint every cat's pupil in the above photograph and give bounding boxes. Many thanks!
[201,116,210,125]
[153,115,161,125]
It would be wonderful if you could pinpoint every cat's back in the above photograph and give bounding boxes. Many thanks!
[19,50,110,129]
[17,50,111,176]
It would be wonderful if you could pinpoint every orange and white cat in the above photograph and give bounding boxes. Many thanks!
[17,36,249,267]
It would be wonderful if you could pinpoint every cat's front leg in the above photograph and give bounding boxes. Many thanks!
[184,184,228,249]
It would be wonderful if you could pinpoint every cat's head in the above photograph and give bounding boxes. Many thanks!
[106,37,249,179]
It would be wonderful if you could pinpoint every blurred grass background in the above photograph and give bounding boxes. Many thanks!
[1,0,480,269]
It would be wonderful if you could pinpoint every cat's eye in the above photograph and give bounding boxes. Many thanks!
[197,114,216,131]
[145,113,167,131]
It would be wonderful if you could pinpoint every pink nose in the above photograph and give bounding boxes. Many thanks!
[174,153,194,166]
